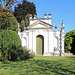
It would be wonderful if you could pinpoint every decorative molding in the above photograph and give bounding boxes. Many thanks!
[28,20,53,29]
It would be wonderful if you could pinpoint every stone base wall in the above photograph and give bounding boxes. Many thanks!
[43,52,60,56]
[35,52,66,56]
[64,53,73,56]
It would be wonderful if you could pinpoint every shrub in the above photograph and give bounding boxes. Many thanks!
[22,48,30,60]
[0,30,22,62]
[19,48,35,60]
[0,30,35,62]
[29,51,35,58]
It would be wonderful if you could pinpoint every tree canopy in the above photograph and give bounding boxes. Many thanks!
[65,29,75,54]
[1,0,18,13]
[13,0,36,23]
[0,0,18,31]
[0,13,18,31]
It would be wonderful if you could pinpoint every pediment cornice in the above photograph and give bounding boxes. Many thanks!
[27,21,53,29]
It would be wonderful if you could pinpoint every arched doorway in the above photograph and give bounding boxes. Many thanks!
[36,35,44,55]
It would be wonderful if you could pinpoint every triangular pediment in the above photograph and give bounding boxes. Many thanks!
[28,21,53,29]
[32,24,47,28]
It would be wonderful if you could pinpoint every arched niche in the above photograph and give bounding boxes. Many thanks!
[22,37,27,48]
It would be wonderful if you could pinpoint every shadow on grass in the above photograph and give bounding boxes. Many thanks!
[27,60,75,75]
[0,58,75,75]
[67,56,75,60]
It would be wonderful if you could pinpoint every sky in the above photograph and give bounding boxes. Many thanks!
[2,0,74,34]
[25,0,75,35]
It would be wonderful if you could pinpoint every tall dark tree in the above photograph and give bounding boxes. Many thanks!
[20,14,30,32]
[13,0,36,23]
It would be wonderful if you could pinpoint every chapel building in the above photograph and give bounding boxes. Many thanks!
[18,13,65,56]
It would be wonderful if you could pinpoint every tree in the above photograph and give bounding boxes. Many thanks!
[20,14,29,32]
[0,0,18,31]
[1,0,18,13]
[13,0,36,23]
[0,13,18,31]
[65,29,75,54]
[20,20,25,32]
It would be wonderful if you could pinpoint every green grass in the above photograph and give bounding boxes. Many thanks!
[0,56,75,75]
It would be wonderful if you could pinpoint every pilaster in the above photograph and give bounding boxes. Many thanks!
[60,21,65,55]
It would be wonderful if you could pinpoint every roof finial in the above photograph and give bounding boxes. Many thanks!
[44,14,47,18]
[34,14,36,19]
[29,14,32,19]
[62,20,64,27]
[49,13,52,18]
[55,25,58,31]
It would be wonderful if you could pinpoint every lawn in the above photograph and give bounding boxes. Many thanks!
[0,56,75,75]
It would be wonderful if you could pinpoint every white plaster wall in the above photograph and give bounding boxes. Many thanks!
[28,31,33,50]
[22,37,25,47]
[43,30,48,53]
[49,31,54,52]
[20,33,26,47]
[54,37,58,48]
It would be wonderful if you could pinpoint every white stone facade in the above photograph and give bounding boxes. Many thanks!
[18,14,65,56]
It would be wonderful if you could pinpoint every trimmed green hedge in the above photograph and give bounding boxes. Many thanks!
[0,30,22,62]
